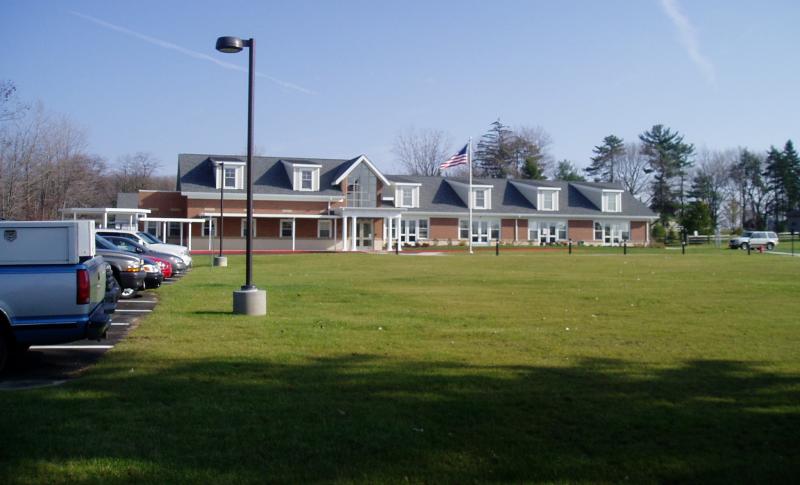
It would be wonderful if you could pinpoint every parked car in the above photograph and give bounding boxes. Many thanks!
[148,255,173,279]
[96,229,192,267]
[103,262,121,315]
[95,235,147,298]
[102,235,188,274]
[728,231,779,251]
[0,221,111,371]
[141,257,164,289]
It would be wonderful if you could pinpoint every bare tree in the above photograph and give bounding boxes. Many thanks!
[114,152,163,193]
[0,80,28,123]
[616,142,651,201]
[392,127,452,176]
[514,125,554,176]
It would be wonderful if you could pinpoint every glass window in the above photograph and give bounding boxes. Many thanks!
[318,220,331,238]
[541,191,555,210]
[301,170,313,190]
[145,221,158,237]
[528,221,539,241]
[594,222,603,240]
[203,219,217,237]
[280,220,292,238]
[401,188,413,207]
[490,220,500,240]
[603,192,621,212]
[557,222,567,240]
[474,190,486,209]
[168,222,180,237]
[346,163,377,207]
[418,219,428,239]
[224,167,237,189]
[241,218,256,238]
[459,219,469,239]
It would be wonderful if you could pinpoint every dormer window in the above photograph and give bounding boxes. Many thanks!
[474,190,486,209]
[300,169,313,190]
[395,184,420,208]
[602,190,622,212]
[292,166,319,191]
[224,167,237,189]
[213,160,245,190]
[470,186,492,210]
[537,188,560,211]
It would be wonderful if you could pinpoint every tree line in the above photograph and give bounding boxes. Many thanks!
[394,119,799,233]
[0,81,174,221]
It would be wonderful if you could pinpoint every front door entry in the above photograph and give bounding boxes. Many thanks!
[472,221,489,244]
[356,220,373,249]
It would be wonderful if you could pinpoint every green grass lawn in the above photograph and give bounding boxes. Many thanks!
[2,249,799,483]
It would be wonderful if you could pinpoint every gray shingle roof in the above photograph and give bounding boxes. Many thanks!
[178,154,656,218]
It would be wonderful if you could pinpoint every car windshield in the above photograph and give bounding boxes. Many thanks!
[95,235,117,250]
[742,232,753,238]
[138,232,163,244]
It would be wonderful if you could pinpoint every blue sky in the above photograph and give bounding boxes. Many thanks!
[2,0,798,175]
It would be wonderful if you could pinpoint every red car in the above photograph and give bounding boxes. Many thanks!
[147,256,173,279]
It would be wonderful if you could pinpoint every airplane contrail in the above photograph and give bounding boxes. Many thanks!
[659,0,716,85]
[69,11,317,95]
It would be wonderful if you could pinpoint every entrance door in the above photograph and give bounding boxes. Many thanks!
[401,219,417,244]
[356,220,373,249]
[472,221,489,244]
[603,223,625,246]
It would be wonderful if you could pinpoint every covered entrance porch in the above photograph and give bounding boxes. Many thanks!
[339,207,406,252]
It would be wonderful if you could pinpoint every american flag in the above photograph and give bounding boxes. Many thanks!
[439,144,468,170]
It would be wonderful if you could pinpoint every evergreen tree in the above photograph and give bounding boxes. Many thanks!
[585,135,624,182]
[731,149,768,229]
[689,171,723,229]
[521,156,546,180]
[553,160,585,181]
[639,124,694,225]
[474,120,514,177]
[764,140,800,229]
[680,201,713,235]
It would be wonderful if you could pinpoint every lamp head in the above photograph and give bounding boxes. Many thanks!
[216,36,244,53]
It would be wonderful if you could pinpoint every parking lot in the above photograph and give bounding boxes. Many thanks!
[0,276,179,391]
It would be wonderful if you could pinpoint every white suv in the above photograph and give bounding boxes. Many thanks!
[729,231,779,251]
[97,229,192,266]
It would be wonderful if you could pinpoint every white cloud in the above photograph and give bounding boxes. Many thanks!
[659,0,716,85]
[69,11,316,95]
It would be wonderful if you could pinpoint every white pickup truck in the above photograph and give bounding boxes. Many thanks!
[0,221,111,371]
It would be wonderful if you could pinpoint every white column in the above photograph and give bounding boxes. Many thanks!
[341,216,348,251]
[334,218,338,250]
[292,218,296,251]
[382,217,387,250]
[396,215,403,252]
[103,213,108,229]
[179,223,184,246]
[350,216,357,251]
[162,222,167,241]
[188,223,192,251]
[646,221,650,245]
[514,219,518,242]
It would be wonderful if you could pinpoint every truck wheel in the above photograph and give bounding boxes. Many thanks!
[767,242,775,251]
[741,243,749,251]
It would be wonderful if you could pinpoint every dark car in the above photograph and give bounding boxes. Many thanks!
[141,257,165,289]
[104,262,121,315]
[102,235,188,274]
[95,235,147,298]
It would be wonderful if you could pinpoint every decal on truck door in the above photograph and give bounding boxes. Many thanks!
[4,229,17,242]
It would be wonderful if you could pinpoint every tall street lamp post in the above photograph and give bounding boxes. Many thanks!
[215,35,267,316]
[213,161,228,267]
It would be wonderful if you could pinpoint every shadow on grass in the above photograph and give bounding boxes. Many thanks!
[2,356,799,483]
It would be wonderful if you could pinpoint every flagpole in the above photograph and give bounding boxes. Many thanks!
[468,136,473,255]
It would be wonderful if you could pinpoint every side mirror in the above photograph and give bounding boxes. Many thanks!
[136,247,144,254]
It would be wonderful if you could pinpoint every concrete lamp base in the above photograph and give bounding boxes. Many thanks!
[213,256,228,267]
[233,288,267,316]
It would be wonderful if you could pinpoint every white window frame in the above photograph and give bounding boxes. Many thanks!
[459,219,469,240]
[279,219,293,238]
[529,219,568,243]
[203,219,217,237]
[293,166,320,192]
[395,185,420,208]
[223,167,237,189]
[472,188,491,209]
[594,220,630,245]
[215,163,245,190]
[300,169,313,190]
[241,218,257,238]
[538,188,559,211]
[602,190,623,213]
[459,218,499,242]
[317,219,332,239]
